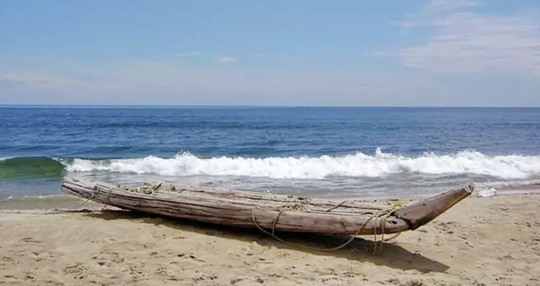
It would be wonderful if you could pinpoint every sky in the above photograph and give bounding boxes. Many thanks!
[1,0,540,106]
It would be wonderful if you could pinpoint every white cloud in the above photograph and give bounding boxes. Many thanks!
[215,56,236,64]
[391,1,540,76]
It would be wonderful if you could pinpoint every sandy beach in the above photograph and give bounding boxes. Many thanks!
[1,193,539,286]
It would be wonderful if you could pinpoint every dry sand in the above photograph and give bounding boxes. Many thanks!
[1,194,539,286]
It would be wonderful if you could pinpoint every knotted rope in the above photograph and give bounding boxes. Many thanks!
[251,201,404,253]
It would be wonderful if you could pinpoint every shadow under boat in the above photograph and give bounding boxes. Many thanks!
[83,208,450,273]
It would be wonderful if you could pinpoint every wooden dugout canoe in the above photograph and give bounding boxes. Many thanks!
[61,177,473,236]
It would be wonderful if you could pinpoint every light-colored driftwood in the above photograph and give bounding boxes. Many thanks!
[61,177,472,236]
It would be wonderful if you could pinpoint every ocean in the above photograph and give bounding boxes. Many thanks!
[1,106,539,206]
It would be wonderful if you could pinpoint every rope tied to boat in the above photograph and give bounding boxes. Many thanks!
[69,182,164,211]
[251,201,404,253]
[69,184,99,211]
[279,203,311,212]
[102,182,163,210]
[123,182,163,195]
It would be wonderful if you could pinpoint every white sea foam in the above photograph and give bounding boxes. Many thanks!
[65,148,540,180]
[477,188,497,197]
[0,195,14,202]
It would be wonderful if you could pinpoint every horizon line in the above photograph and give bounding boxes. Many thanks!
[1,104,539,109]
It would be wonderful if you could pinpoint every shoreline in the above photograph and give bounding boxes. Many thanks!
[1,193,539,285]
[1,183,540,211]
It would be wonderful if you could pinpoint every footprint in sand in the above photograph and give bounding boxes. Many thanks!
[21,237,41,243]
[192,273,218,281]
[1,256,14,262]
[64,262,90,274]
[154,266,173,276]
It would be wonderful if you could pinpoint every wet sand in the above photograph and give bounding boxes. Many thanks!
[1,193,539,285]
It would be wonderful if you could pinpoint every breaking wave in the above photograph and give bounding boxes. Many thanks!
[0,157,65,179]
[64,148,540,180]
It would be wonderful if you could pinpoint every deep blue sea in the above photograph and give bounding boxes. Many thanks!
[1,106,540,203]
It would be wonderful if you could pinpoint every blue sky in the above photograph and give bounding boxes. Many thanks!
[1,0,540,106]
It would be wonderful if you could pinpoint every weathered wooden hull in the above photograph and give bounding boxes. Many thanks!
[61,177,473,236]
